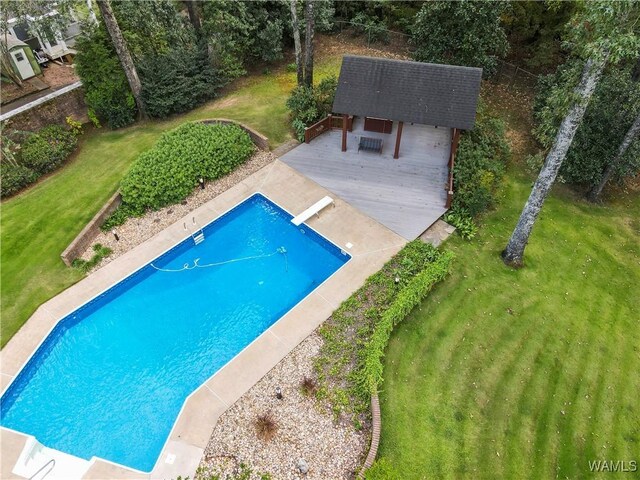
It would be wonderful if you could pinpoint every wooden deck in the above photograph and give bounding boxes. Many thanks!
[280,118,450,239]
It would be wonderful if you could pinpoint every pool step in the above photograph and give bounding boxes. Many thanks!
[12,437,92,480]
[193,232,205,245]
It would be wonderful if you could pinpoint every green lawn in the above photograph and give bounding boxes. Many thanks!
[378,170,640,478]
[0,61,342,347]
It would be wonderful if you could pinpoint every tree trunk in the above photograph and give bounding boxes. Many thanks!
[588,110,640,202]
[289,0,303,86]
[95,0,147,119]
[184,0,202,34]
[303,0,314,88]
[86,0,98,25]
[502,53,609,267]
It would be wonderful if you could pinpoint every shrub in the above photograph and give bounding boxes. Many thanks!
[75,24,136,128]
[0,163,40,198]
[444,208,478,240]
[300,376,318,397]
[286,76,338,141]
[254,413,277,442]
[101,203,144,231]
[19,126,78,174]
[71,244,112,274]
[452,109,509,217]
[119,122,254,213]
[138,43,223,119]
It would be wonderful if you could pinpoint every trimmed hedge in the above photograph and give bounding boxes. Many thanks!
[113,122,254,220]
[19,126,78,174]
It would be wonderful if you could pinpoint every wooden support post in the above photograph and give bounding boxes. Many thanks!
[446,128,461,208]
[393,121,404,159]
[341,114,348,152]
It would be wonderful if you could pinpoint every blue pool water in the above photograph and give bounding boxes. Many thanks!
[0,194,349,472]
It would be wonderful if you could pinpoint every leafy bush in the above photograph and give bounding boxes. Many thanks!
[75,24,137,128]
[0,163,39,198]
[118,122,254,214]
[364,458,399,480]
[286,76,338,141]
[138,43,222,118]
[452,109,509,217]
[351,12,389,44]
[314,76,338,116]
[19,126,78,174]
[71,244,112,274]
[101,203,143,231]
[444,208,478,240]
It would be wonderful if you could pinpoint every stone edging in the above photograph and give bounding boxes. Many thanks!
[358,393,381,478]
[59,119,270,266]
[60,191,122,266]
[201,118,270,150]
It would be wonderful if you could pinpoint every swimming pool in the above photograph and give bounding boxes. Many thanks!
[0,194,349,472]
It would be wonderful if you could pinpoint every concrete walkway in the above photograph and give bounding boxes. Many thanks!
[0,160,405,480]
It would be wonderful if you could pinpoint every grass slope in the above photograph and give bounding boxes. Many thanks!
[378,130,640,477]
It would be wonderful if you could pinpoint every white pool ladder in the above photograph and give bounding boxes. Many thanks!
[184,217,205,245]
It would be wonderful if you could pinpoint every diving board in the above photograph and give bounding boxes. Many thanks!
[291,196,334,226]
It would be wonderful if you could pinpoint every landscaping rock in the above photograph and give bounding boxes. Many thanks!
[197,334,367,480]
[297,458,309,474]
[81,151,275,268]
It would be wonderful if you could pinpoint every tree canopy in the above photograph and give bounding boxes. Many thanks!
[410,0,509,75]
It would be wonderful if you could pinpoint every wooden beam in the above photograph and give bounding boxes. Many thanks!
[341,114,348,152]
[393,121,404,159]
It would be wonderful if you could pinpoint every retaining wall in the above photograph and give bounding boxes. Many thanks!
[1,82,87,132]
[60,119,269,266]
[60,191,122,267]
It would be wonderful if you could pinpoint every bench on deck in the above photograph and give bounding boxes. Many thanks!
[291,196,335,226]
[358,136,383,154]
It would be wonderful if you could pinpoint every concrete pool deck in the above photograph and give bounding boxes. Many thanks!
[0,160,406,480]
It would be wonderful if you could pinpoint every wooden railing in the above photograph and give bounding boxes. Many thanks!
[446,128,460,209]
[304,116,332,143]
[304,114,354,143]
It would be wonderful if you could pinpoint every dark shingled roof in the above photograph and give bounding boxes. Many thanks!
[332,55,483,130]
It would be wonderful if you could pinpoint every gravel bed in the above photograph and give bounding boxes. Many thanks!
[197,333,368,480]
[81,151,275,268]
